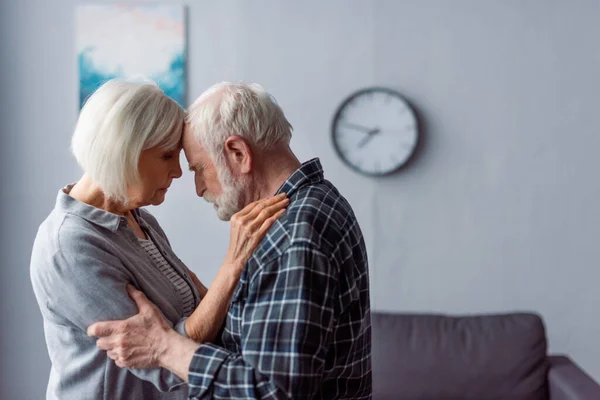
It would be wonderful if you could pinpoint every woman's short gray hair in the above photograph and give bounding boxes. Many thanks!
[186,82,293,162]
[72,79,184,204]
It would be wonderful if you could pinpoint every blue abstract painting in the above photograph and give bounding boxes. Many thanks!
[77,4,186,109]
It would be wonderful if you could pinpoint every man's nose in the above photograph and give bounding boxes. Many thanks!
[195,178,206,198]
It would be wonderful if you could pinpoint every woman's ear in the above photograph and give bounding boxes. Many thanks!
[224,136,253,174]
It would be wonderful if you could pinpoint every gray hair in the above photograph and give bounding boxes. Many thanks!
[185,82,293,165]
[72,79,184,204]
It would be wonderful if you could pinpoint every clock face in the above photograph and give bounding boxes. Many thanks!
[331,88,418,176]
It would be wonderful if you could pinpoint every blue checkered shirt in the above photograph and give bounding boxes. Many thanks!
[188,158,372,399]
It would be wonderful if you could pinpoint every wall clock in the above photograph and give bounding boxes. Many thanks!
[331,87,419,176]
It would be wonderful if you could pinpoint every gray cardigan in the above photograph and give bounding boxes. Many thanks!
[30,187,200,400]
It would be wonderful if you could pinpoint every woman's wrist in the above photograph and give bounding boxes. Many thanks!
[182,260,245,343]
[223,260,245,275]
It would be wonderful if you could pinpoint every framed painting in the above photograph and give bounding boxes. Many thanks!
[77,4,186,108]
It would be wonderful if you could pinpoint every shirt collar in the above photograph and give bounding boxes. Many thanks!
[55,184,128,233]
[275,158,325,197]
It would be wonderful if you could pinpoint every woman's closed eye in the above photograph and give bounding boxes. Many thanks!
[162,152,176,160]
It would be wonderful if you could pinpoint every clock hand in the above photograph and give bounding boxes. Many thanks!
[357,128,381,148]
[339,121,376,133]
[357,135,373,148]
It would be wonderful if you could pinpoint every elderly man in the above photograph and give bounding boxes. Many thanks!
[88,82,372,399]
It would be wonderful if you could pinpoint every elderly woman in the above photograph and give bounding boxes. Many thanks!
[30,80,288,400]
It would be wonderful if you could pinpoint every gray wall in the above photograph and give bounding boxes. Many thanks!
[2,0,600,398]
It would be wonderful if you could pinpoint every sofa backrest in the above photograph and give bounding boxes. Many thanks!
[371,312,549,400]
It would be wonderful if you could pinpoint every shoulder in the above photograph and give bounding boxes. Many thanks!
[253,181,359,263]
[31,209,123,283]
[286,180,357,246]
[33,209,100,256]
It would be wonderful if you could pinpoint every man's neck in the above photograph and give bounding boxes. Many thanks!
[251,147,301,201]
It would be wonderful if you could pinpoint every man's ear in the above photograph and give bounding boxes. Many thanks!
[224,136,253,174]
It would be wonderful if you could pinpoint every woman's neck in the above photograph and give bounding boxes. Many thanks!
[68,175,147,239]
[68,174,131,216]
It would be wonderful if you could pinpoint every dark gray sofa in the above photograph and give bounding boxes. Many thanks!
[371,312,600,399]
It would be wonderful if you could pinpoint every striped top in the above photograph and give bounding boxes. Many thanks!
[138,237,195,317]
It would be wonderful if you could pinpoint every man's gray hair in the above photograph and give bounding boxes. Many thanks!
[72,79,184,204]
[185,82,293,163]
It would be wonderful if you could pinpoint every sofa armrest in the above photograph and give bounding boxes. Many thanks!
[548,355,600,400]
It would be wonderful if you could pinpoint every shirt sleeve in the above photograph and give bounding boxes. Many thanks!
[187,244,338,399]
[32,238,187,392]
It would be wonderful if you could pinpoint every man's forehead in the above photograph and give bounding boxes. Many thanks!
[182,125,201,148]
[183,132,210,166]
[183,122,195,138]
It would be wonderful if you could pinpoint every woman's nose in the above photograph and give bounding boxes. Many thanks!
[171,159,183,179]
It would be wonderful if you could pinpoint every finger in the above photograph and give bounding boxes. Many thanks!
[257,193,288,209]
[246,197,289,224]
[127,284,153,314]
[258,209,286,234]
[107,350,119,361]
[235,193,287,217]
[246,209,286,250]
[253,209,287,242]
[88,321,119,337]
[234,199,264,218]
[96,337,114,351]
[230,194,287,226]
[245,199,289,232]
[262,197,289,214]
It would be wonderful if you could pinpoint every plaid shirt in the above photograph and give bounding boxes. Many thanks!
[188,158,372,399]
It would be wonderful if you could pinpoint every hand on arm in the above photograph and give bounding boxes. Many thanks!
[88,193,289,381]
[48,247,186,391]
[88,285,200,382]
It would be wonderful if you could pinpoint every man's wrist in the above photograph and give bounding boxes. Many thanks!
[158,330,201,382]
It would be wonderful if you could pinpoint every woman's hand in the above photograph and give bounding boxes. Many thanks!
[184,193,289,342]
[222,193,289,272]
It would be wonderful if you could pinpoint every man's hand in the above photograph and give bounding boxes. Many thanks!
[87,285,173,369]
